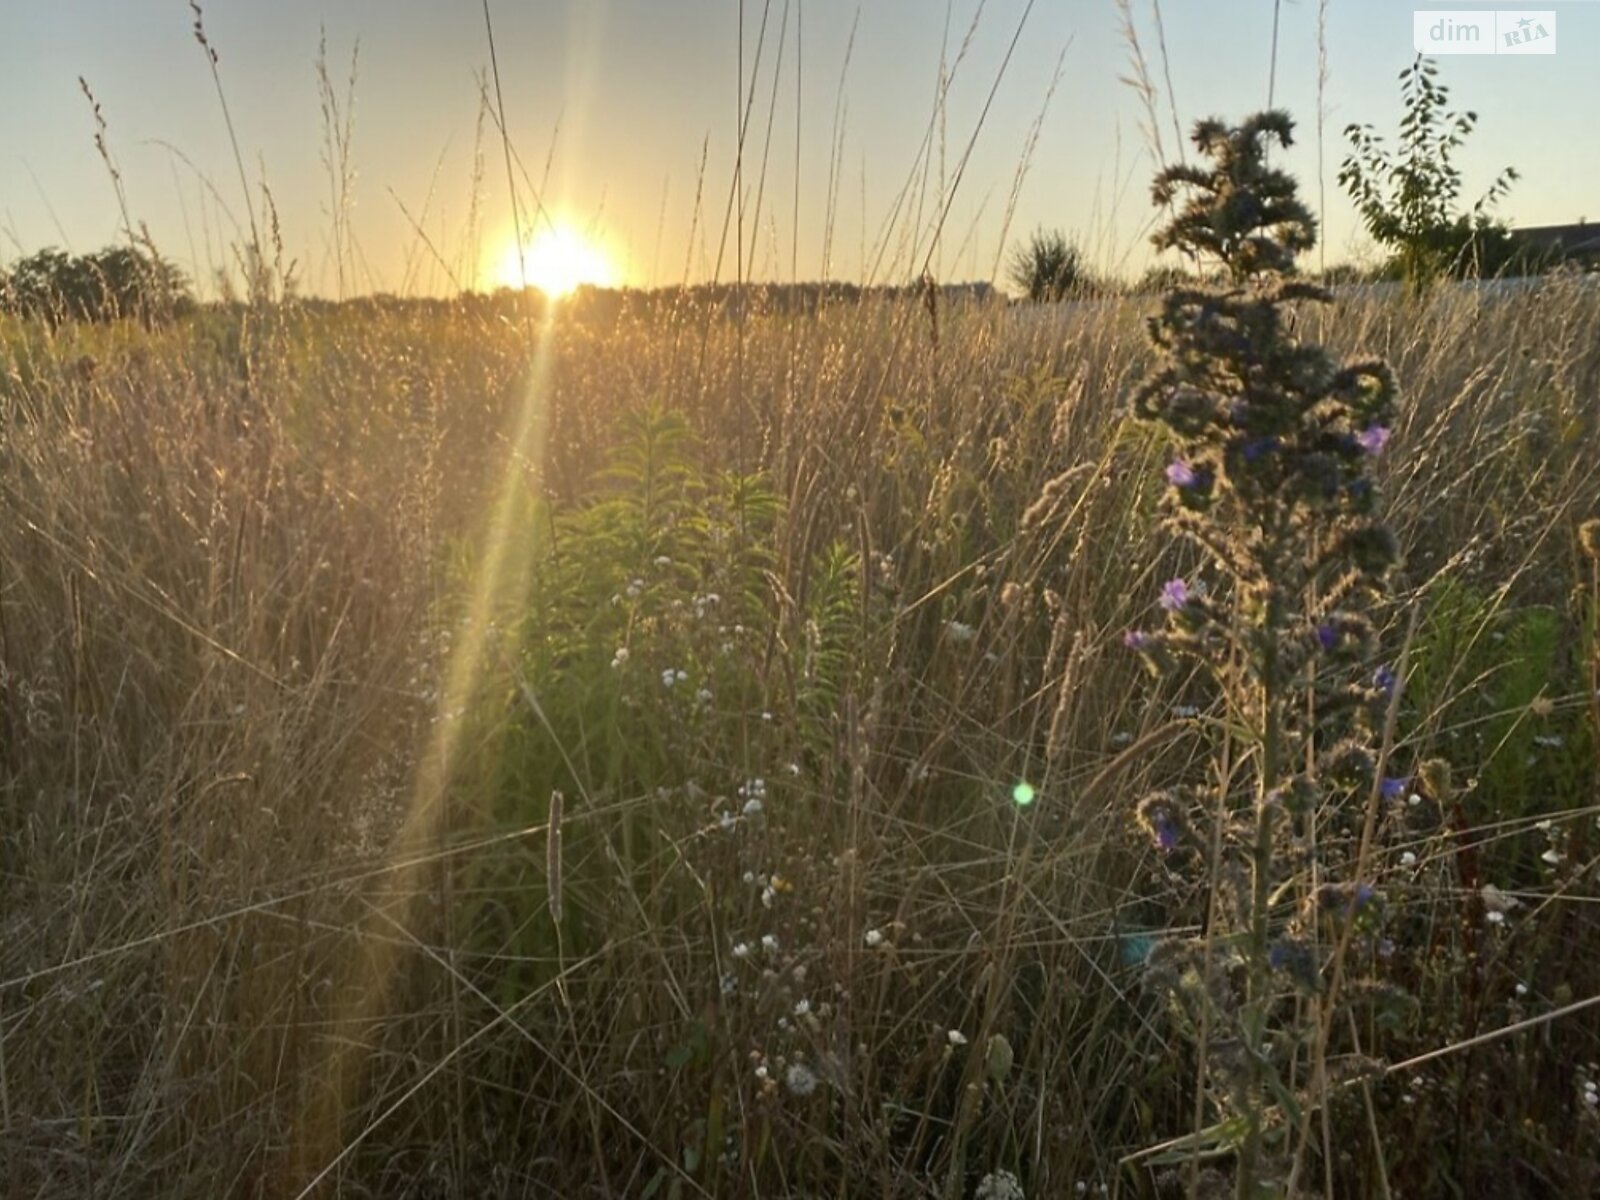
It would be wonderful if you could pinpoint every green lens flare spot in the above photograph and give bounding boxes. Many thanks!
[1012,782,1036,807]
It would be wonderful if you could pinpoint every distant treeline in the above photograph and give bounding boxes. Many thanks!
[0,246,194,326]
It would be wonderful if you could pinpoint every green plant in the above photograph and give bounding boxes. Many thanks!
[1127,110,1419,1196]
[1339,56,1521,286]
[1007,228,1094,302]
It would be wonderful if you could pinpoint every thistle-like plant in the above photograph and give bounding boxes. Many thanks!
[1127,112,1418,1196]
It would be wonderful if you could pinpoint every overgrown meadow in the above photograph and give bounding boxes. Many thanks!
[6,122,1600,1196]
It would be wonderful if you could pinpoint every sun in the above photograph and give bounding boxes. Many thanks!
[494,223,618,298]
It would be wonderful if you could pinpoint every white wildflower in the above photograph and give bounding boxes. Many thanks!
[784,1062,819,1097]
[948,1029,968,1046]
[761,933,779,953]
[610,647,629,668]
[1400,851,1417,867]
[976,1169,1025,1200]
[945,620,976,644]
[864,928,886,948]
[731,942,751,959]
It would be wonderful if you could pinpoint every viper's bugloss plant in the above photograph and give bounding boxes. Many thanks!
[1128,112,1426,1196]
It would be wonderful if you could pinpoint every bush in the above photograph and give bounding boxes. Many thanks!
[1007,228,1095,302]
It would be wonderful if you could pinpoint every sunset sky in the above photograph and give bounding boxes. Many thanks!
[3,1,1596,298]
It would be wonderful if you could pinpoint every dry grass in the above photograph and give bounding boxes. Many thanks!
[2,275,1599,1197]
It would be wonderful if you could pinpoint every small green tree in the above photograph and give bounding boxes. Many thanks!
[1006,228,1093,302]
[1339,56,1520,286]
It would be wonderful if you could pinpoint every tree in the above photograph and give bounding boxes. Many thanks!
[0,245,192,325]
[1338,56,1520,286]
[1006,228,1094,302]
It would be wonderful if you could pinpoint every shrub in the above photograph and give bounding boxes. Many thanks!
[1007,228,1095,302]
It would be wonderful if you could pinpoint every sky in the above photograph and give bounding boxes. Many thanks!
[2,1,1596,298]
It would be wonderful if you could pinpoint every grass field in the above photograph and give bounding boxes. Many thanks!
[3,269,1600,1197]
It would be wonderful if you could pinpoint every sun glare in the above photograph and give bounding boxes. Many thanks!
[495,223,618,298]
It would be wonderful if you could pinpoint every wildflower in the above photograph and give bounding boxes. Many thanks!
[661,668,688,689]
[1158,578,1190,612]
[784,1062,819,1097]
[1541,848,1563,866]
[1241,435,1280,461]
[610,647,630,668]
[864,928,886,948]
[718,810,736,832]
[695,687,714,705]
[1373,664,1397,696]
[975,1169,1025,1200]
[945,620,976,644]
[1316,622,1339,651]
[1165,458,1199,487]
[742,797,764,817]
[731,942,751,959]
[948,1029,968,1046]
[1400,850,1417,867]
[1356,424,1391,455]
[1123,629,1153,651]
[625,578,644,599]
[1380,776,1408,801]
[653,555,673,567]
[760,933,779,953]
[793,998,811,1017]
[1481,883,1519,915]
[1533,734,1564,749]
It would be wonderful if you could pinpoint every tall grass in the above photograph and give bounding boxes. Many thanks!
[2,266,1599,1195]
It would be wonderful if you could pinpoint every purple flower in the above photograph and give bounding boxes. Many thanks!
[1153,813,1178,852]
[1316,623,1339,651]
[1373,664,1397,696]
[1380,776,1407,801]
[1357,424,1391,455]
[1242,436,1280,462]
[1352,883,1377,911]
[1159,578,1190,612]
[1165,459,1199,488]
[1124,629,1154,651]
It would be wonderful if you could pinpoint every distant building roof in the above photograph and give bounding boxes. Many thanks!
[1511,222,1600,259]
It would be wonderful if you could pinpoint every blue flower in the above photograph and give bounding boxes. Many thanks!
[1373,664,1397,696]
[1316,623,1339,651]
[1165,459,1199,488]
[1159,578,1191,612]
[1242,436,1280,462]
[1153,812,1178,851]
[1380,776,1407,800]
